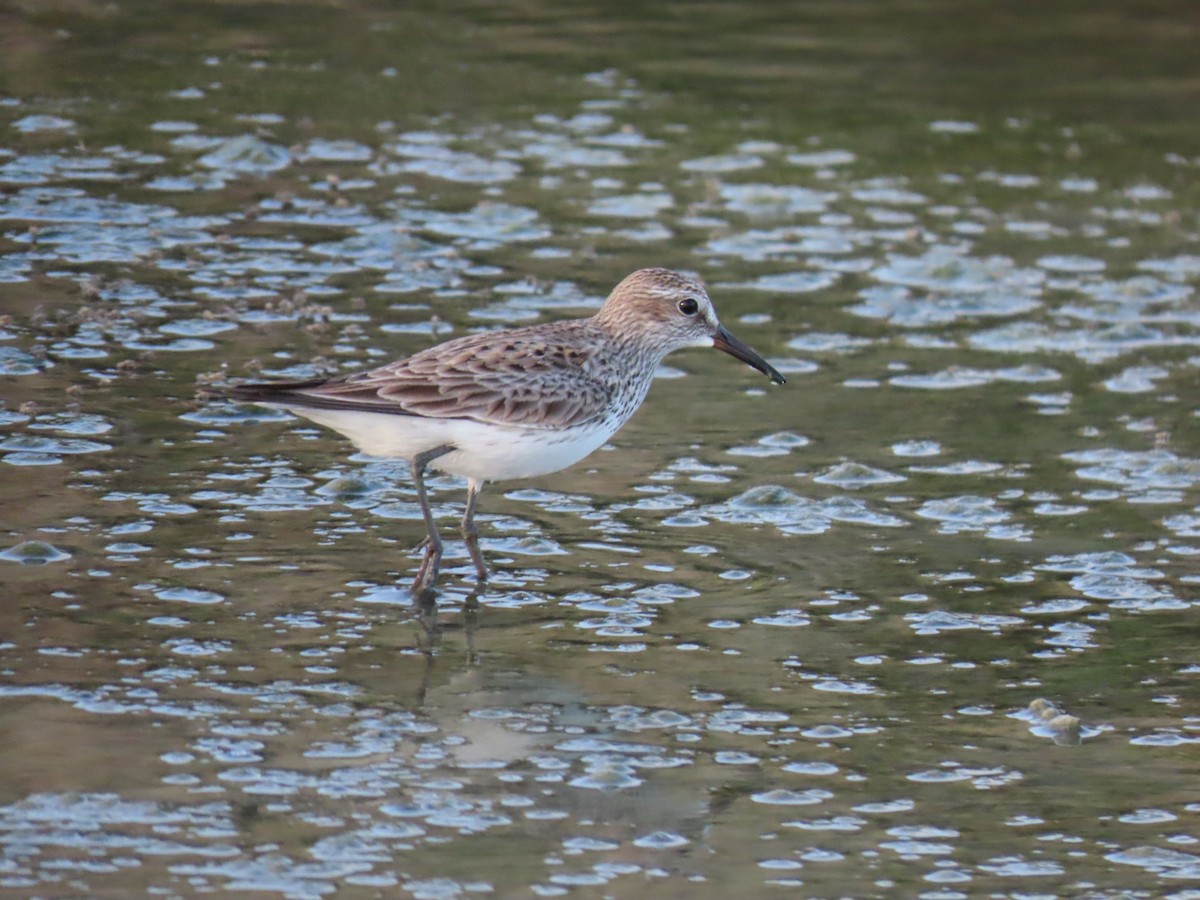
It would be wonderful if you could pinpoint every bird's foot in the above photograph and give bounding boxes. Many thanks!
[462,529,489,583]
[468,556,489,583]
[412,540,443,597]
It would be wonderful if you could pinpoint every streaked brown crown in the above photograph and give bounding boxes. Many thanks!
[593,268,715,342]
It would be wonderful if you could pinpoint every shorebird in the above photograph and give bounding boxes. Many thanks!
[223,268,785,596]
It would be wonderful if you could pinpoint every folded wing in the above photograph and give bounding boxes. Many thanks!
[228,327,614,431]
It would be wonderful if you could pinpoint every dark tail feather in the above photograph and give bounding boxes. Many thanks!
[202,376,427,417]
[201,378,330,404]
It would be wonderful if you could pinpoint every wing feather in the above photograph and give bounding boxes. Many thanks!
[228,324,614,430]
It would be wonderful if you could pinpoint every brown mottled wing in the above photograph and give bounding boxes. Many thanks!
[237,326,613,430]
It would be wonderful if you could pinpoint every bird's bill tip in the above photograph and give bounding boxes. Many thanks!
[712,326,786,385]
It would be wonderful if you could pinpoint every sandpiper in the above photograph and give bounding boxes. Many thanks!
[222,268,785,595]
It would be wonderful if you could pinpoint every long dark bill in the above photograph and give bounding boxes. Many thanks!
[712,325,786,385]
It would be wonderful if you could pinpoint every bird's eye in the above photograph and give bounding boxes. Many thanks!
[678,297,700,316]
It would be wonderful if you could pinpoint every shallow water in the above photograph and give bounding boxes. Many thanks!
[2,2,1200,897]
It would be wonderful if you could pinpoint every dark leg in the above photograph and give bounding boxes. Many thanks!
[461,477,489,582]
[410,444,454,596]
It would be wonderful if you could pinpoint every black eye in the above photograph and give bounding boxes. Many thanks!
[678,297,700,316]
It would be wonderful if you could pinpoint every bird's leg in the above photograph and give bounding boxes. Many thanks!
[410,444,455,597]
[461,477,489,582]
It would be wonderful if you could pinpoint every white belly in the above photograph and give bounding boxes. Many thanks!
[281,407,617,481]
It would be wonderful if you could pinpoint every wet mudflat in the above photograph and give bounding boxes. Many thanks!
[1,2,1199,897]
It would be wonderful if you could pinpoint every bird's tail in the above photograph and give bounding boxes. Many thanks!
[198,378,328,405]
